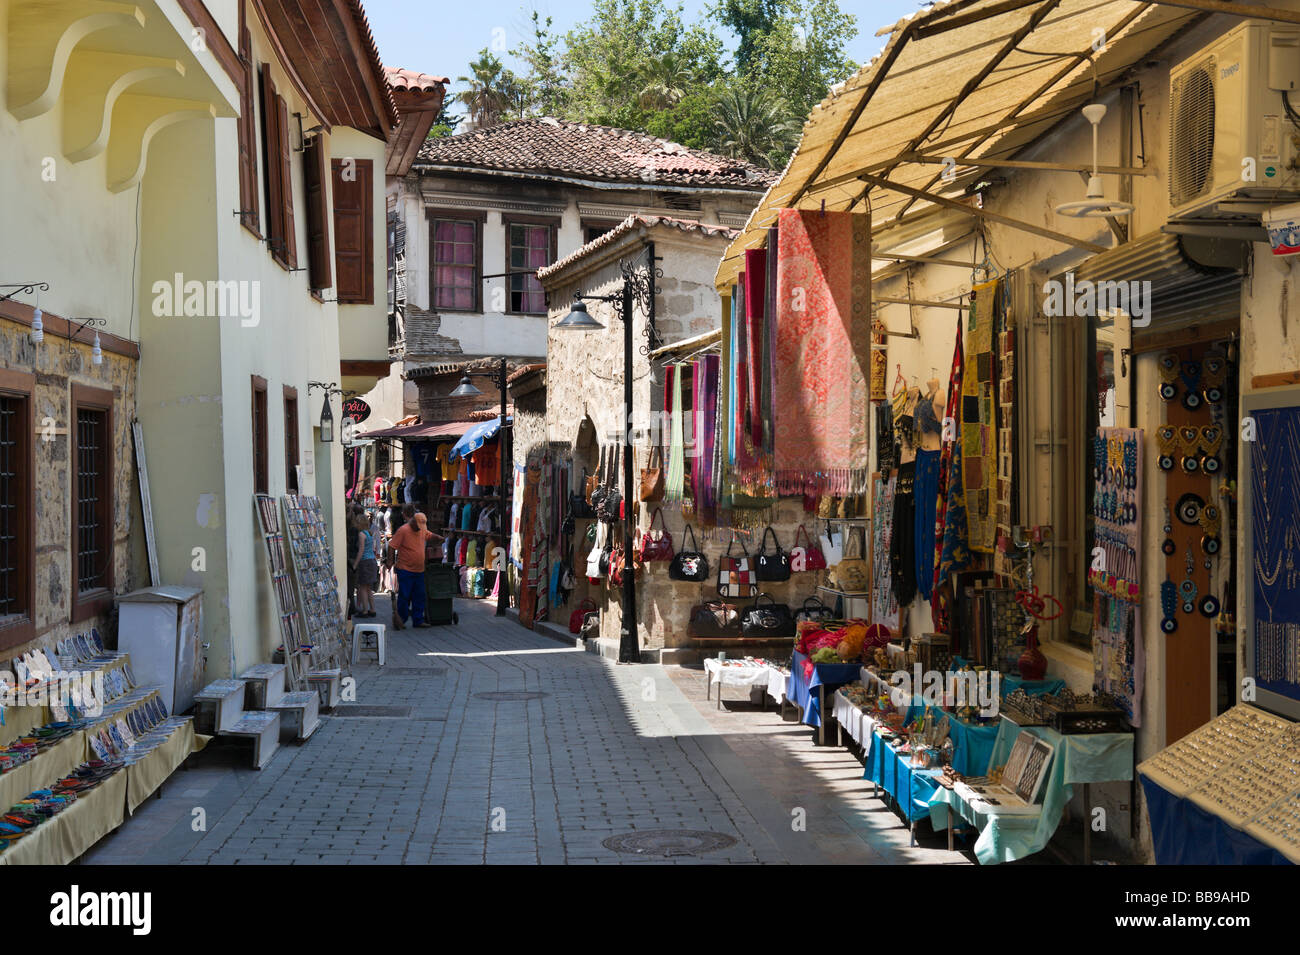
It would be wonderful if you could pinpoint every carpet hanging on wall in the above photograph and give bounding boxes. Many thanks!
[774,208,871,496]
[962,278,1000,553]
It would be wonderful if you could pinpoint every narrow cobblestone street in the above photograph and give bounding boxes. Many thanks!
[84,596,967,865]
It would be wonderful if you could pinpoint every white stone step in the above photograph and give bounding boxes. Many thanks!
[267,691,321,742]
[238,663,287,709]
[219,711,281,769]
[193,679,247,734]
[305,668,342,710]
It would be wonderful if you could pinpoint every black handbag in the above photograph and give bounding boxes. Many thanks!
[688,601,742,639]
[668,524,710,582]
[740,593,796,638]
[795,596,836,624]
[754,527,791,582]
[603,445,623,522]
[590,448,608,517]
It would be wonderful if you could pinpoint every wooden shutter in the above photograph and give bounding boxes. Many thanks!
[236,15,259,236]
[276,93,297,270]
[332,158,373,303]
[303,137,331,291]
[259,64,283,260]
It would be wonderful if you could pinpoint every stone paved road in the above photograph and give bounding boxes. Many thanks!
[85,596,969,865]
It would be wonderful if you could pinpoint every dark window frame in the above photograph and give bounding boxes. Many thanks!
[303,137,332,294]
[236,4,260,239]
[0,369,35,648]
[252,375,269,495]
[428,209,485,313]
[283,385,300,494]
[70,384,114,624]
[581,219,621,245]
[331,157,374,304]
[503,214,558,316]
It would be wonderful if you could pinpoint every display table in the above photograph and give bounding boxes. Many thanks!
[126,721,205,813]
[0,769,127,866]
[864,731,943,833]
[1139,777,1293,865]
[703,658,773,710]
[928,716,1134,864]
[766,667,790,707]
[832,690,876,750]
[787,652,863,743]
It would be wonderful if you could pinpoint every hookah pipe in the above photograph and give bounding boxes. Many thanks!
[1007,527,1063,679]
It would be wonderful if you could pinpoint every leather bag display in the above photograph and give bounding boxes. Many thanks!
[639,507,674,562]
[717,535,758,599]
[569,598,596,634]
[831,527,869,593]
[739,593,796,639]
[639,446,664,503]
[793,524,827,571]
[688,601,742,640]
[668,524,710,582]
[754,526,791,582]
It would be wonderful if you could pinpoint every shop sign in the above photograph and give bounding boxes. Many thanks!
[342,397,371,423]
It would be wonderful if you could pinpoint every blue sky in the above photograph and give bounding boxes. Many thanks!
[363,0,930,112]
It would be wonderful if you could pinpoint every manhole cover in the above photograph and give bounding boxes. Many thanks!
[331,705,411,718]
[601,830,737,858]
[382,667,448,676]
[473,690,550,702]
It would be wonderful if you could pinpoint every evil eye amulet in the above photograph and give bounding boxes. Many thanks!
[1162,538,1176,556]
[1202,455,1220,474]
[1182,390,1203,411]
[1202,535,1220,555]
[1162,617,1178,634]
[1159,382,1178,401]
[1199,595,1221,618]
[1182,455,1200,473]
[1158,454,1174,471]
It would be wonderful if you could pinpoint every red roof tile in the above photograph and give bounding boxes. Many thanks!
[537,215,738,282]
[414,118,776,190]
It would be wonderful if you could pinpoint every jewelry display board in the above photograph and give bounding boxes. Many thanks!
[281,495,348,678]
[1241,389,1300,719]
[1090,427,1143,725]
[254,495,307,689]
[1139,705,1300,863]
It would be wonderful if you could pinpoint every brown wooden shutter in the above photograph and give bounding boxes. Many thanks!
[332,158,373,303]
[259,64,283,260]
[236,16,259,236]
[275,93,297,270]
[303,137,331,291]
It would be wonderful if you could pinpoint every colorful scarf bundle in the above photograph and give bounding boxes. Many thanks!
[693,355,720,521]
[665,363,686,501]
[932,313,965,608]
[774,209,870,496]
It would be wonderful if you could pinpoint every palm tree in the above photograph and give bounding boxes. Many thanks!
[713,85,801,168]
[456,50,510,127]
[638,51,693,111]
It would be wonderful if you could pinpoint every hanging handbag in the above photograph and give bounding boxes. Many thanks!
[585,521,606,581]
[589,447,606,512]
[740,593,797,639]
[792,524,827,571]
[610,541,625,587]
[639,507,675,562]
[795,596,836,624]
[717,534,757,598]
[604,445,623,522]
[639,446,664,503]
[669,524,710,582]
[831,527,869,593]
[598,534,612,577]
[581,609,600,640]
[820,527,844,566]
[569,598,596,635]
[688,601,741,639]
[754,526,791,582]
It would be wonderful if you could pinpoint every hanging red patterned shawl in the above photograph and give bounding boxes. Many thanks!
[774,209,871,495]
[744,249,766,448]
[932,314,966,631]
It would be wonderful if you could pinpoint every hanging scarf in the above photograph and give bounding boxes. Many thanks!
[744,249,765,448]
[932,313,964,608]
[698,354,719,515]
[691,359,704,512]
[666,363,686,501]
[727,289,738,468]
[763,227,779,455]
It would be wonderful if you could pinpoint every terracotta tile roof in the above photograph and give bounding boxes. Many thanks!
[537,215,738,282]
[385,68,449,93]
[414,118,777,190]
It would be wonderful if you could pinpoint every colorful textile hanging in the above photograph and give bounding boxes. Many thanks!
[763,228,779,454]
[914,449,941,602]
[744,249,765,448]
[694,356,720,520]
[962,278,1000,552]
[774,208,871,496]
[993,284,1018,578]
[871,474,899,631]
[665,363,686,500]
[517,462,540,628]
[1091,426,1143,725]
[932,312,966,626]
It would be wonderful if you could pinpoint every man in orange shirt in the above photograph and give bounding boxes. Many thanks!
[389,512,443,630]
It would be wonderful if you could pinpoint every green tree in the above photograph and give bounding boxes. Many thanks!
[428,99,463,138]
[710,0,783,73]
[511,11,569,117]
[712,82,800,168]
[745,0,858,119]
[456,49,512,127]
[637,50,694,110]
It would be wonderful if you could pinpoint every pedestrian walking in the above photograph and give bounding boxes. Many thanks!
[389,510,442,629]
[351,513,379,618]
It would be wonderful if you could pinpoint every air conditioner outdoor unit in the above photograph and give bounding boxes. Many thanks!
[1168,21,1300,222]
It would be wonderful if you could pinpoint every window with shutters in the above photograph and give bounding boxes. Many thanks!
[284,386,300,493]
[430,213,483,312]
[332,158,374,304]
[259,64,296,270]
[71,385,114,624]
[303,137,331,293]
[252,376,268,495]
[236,6,259,237]
[0,370,34,648]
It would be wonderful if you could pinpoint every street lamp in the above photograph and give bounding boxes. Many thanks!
[308,381,343,443]
[445,357,511,617]
[554,250,659,664]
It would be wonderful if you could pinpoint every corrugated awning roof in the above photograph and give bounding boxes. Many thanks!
[715,0,1207,289]
[360,419,477,440]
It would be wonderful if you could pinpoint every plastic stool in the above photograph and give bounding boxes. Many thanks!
[352,623,386,666]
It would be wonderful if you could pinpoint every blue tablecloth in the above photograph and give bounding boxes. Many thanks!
[787,652,863,728]
[948,659,1066,698]
[928,716,1134,864]
[894,698,1000,777]
[864,730,942,823]
[1139,777,1292,865]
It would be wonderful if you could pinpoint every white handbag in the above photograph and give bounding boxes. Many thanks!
[585,522,607,578]
[819,529,844,566]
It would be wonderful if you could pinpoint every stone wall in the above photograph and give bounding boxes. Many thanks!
[0,318,140,659]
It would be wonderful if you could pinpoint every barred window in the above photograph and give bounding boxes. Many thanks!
[71,384,113,623]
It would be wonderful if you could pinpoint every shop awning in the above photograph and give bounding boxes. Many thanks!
[715,0,1212,289]
[359,419,477,441]
[448,417,511,461]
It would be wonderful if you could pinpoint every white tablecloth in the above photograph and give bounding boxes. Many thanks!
[832,690,877,753]
[704,659,773,688]
[766,667,790,704]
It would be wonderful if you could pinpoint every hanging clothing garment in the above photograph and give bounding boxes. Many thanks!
[876,402,897,475]
[933,313,966,613]
[473,438,500,486]
[476,505,495,534]
[871,474,900,632]
[437,444,459,481]
[762,227,778,454]
[665,364,686,500]
[890,462,917,608]
[913,449,941,602]
[744,249,765,448]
